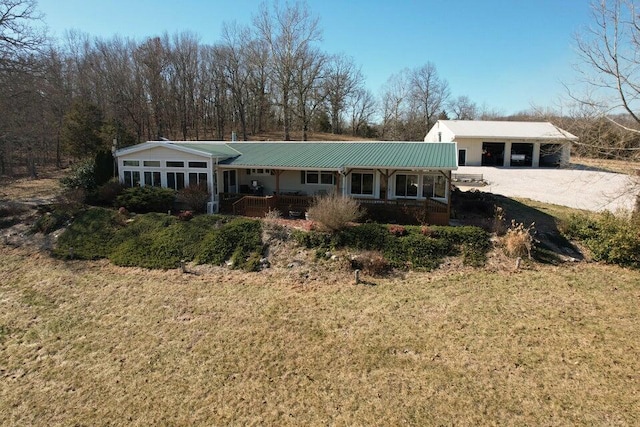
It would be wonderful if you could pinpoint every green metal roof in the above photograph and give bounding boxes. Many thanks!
[134,141,457,170]
[218,142,457,170]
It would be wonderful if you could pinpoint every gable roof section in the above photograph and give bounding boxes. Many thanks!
[435,120,578,140]
[116,141,458,170]
[116,141,238,159]
[220,142,457,170]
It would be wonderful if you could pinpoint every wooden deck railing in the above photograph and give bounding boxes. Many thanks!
[221,193,451,225]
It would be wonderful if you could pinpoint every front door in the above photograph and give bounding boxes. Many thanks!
[223,170,237,193]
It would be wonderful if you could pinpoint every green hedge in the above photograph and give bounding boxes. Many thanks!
[53,208,124,259]
[116,186,176,213]
[563,212,640,269]
[293,223,490,270]
[52,208,262,270]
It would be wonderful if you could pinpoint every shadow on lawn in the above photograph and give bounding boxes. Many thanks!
[452,189,584,264]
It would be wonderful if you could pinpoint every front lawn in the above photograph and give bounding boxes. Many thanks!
[0,248,638,425]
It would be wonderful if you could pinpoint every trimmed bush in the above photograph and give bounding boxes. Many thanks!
[51,208,261,270]
[116,186,176,213]
[177,183,211,213]
[60,160,96,193]
[53,208,122,259]
[197,218,263,270]
[339,223,390,250]
[95,179,124,206]
[564,212,640,268]
[295,222,491,270]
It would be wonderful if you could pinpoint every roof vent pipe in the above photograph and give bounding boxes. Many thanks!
[438,132,442,142]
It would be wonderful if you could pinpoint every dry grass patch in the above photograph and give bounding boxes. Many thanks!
[571,156,639,175]
[1,246,639,425]
[0,169,66,203]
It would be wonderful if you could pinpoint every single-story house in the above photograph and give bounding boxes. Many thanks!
[115,141,458,225]
[424,120,577,167]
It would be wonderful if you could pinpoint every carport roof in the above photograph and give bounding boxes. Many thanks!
[436,120,578,140]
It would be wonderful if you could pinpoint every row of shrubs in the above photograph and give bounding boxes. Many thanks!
[293,223,490,271]
[50,208,264,271]
[562,212,640,269]
[61,158,211,213]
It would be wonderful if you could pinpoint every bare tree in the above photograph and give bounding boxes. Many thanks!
[293,45,325,140]
[167,32,201,140]
[254,1,322,140]
[0,0,45,71]
[348,87,376,137]
[0,0,46,175]
[324,53,363,134]
[409,62,450,133]
[572,0,640,135]
[220,22,251,140]
[448,95,478,120]
[379,69,410,140]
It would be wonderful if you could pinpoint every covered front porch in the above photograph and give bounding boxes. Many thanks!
[218,192,451,225]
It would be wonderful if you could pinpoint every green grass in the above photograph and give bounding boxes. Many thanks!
[1,247,639,425]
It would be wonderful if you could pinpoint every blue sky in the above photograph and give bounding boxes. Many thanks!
[37,0,592,115]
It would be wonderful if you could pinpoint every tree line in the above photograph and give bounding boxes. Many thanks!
[0,0,638,177]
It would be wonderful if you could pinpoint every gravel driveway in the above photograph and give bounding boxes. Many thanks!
[456,166,639,212]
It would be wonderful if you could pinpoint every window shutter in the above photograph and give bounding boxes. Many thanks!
[301,171,306,184]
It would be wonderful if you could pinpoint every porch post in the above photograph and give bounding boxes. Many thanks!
[274,170,282,195]
[384,169,389,203]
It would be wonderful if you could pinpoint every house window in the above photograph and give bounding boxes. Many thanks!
[166,161,184,168]
[188,161,207,168]
[143,160,160,167]
[123,171,140,188]
[167,172,185,190]
[321,172,334,185]
[351,173,374,195]
[306,171,319,184]
[422,175,447,198]
[302,171,335,185]
[250,168,271,175]
[123,160,139,167]
[395,174,418,197]
[144,171,162,187]
[188,172,208,187]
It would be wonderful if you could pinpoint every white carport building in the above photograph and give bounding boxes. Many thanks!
[425,120,577,167]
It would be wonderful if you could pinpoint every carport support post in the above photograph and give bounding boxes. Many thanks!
[532,143,541,167]
[504,142,512,167]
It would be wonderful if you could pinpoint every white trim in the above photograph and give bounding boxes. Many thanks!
[115,141,223,158]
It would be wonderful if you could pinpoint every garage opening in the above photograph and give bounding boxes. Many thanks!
[540,144,564,167]
[510,143,533,167]
[481,142,505,166]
